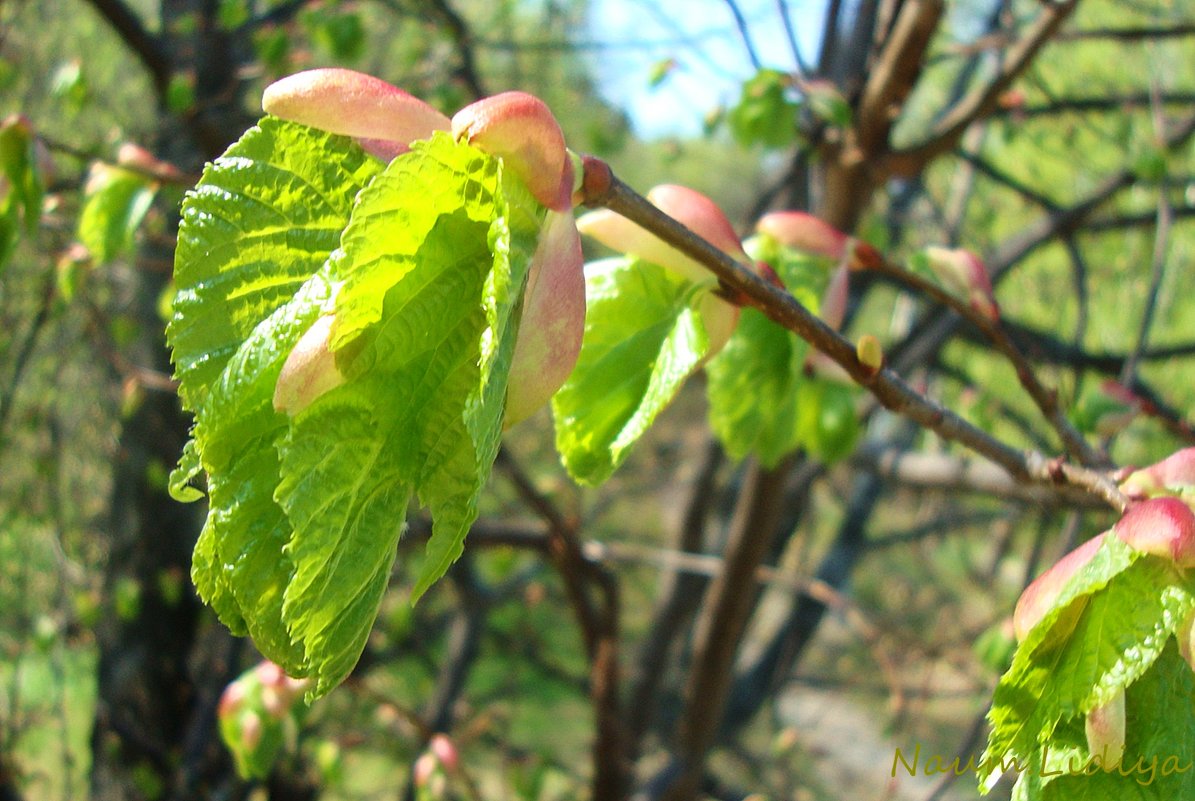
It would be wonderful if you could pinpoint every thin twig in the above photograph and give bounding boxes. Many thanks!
[870,256,1109,467]
[578,160,1128,512]
[720,0,763,71]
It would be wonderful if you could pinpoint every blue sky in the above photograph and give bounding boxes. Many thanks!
[583,0,828,137]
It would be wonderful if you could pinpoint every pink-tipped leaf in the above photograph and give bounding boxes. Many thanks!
[1085,687,1126,769]
[262,68,450,148]
[1112,496,1195,567]
[1013,533,1105,642]
[576,183,748,286]
[505,209,586,426]
[924,246,1000,321]
[273,315,346,416]
[452,91,571,210]
[1121,448,1195,501]
[756,210,881,269]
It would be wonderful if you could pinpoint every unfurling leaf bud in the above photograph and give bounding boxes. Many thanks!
[452,92,571,210]
[1012,534,1104,642]
[923,246,1000,321]
[577,184,748,286]
[505,209,585,426]
[575,184,745,355]
[1085,687,1126,769]
[1177,610,1195,674]
[856,334,883,375]
[755,211,880,270]
[1014,498,1195,642]
[428,734,459,772]
[1111,496,1195,567]
[240,710,263,752]
[262,68,450,150]
[274,315,347,416]
[1121,448,1195,504]
[820,265,849,330]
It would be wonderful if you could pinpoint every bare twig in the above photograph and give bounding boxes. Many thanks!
[79,0,171,98]
[1120,80,1175,389]
[887,1,1079,177]
[425,0,487,100]
[870,256,1108,467]
[720,0,763,71]
[578,160,1128,512]
[663,460,798,801]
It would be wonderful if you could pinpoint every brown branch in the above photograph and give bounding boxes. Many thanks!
[425,0,488,101]
[1056,24,1195,42]
[856,0,944,155]
[869,257,1109,467]
[80,0,171,98]
[887,0,1079,177]
[662,460,800,801]
[578,159,1128,512]
[493,450,628,801]
[626,439,724,755]
[851,445,1109,508]
[887,112,1195,383]
[1000,92,1195,120]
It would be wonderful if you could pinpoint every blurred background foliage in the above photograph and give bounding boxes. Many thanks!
[1,1,1194,800]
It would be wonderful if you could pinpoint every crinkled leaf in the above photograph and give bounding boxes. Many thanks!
[706,306,806,467]
[980,535,1195,790]
[192,274,336,671]
[168,116,381,411]
[1005,644,1195,800]
[174,125,539,697]
[706,243,856,466]
[275,134,539,693]
[552,257,711,485]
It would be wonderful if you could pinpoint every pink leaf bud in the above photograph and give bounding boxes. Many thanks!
[756,211,847,262]
[116,143,183,180]
[576,184,747,286]
[255,660,286,687]
[575,184,745,355]
[1121,448,1195,501]
[1085,687,1125,769]
[413,752,438,788]
[262,68,450,150]
[820,265,849,330]
[1112,496,1195,567]
[505,209,586,426]
[218,679,247,719]
[923,246,1000,321]
[429,734,459,773]
[755,211,880,270]
[452,92,571,211]
[273,315,347,416]
[1013,534,1105,642]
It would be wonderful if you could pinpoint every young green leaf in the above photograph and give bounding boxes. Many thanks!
[271,134,539,693]
[706,241,857,466]
[980,535,1195,791]
[1013,644,1195,800]
[552,257,711,485]
[169,116,381,411]
[173,127,541,695]
[77,165,156,264]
